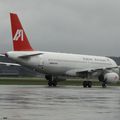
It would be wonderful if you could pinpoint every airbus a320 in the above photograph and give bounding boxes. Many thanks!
[5,13,120,88]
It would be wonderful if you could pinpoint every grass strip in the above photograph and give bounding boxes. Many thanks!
[0,77,119,86]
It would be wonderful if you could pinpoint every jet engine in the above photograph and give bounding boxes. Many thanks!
[104,72,119,83]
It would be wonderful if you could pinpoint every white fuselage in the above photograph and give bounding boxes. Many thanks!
[8,13,120,87]
[6,51,118,77]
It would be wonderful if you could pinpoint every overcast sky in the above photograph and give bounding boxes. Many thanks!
[0,0,120,56]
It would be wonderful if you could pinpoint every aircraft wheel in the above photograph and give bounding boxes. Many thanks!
[83,81,87,88]
[52,80,57,87]
[48,80,53,87]
[83,81,92,88]
[102,82,107,88]
[88,81,92,88]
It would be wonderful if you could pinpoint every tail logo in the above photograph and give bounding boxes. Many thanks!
[13,29,23,41]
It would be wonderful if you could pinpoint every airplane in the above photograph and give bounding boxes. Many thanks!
[5,13,120,88]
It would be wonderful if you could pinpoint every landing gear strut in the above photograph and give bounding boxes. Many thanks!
[83,81,92,88]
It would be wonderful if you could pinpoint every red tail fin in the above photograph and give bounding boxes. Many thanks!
[10,13,33,51]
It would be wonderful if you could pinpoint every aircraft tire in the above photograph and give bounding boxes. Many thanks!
[83,81,92,88]
[102,82,107,88]
[83,81,88,88]
[48,81,53,87]
[52,80,57,87]
[88,81,92,88]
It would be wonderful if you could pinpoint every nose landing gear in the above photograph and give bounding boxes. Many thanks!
[102,81,107,88]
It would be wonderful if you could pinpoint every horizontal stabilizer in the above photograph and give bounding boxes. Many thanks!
[0,62,20,66]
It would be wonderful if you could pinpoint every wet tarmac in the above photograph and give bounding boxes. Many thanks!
[0,85,120,120]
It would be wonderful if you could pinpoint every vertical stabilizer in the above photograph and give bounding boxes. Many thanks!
[10,13,33,51]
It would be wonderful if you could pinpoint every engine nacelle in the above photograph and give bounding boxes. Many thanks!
[104,72,119,83]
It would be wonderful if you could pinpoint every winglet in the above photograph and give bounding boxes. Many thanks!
[10,13,33,51]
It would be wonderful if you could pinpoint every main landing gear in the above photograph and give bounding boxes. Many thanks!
[82,81,107,88]
[83,81,92,88]
[48,79,57,87]
[45,75,58,87]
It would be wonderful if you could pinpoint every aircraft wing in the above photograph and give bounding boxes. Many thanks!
[66,66,119,77]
